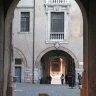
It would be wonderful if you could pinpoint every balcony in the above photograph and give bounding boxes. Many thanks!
[46,0,70,4]
[50,33,64,41]
[45,0,70,12]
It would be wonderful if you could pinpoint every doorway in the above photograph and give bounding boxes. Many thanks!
[15,67,21,82]
[39,50,76,86]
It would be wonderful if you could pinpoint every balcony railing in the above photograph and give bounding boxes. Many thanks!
[46,0,70,4]
[50,33,64,40]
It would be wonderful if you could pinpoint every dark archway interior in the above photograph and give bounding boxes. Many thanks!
[40,50,75,86]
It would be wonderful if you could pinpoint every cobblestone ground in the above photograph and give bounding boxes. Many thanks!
[13,83,80,96]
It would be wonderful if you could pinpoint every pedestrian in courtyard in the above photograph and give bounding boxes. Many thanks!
[60,74,64,85]
[45,75,52,84]
[48,75,52,84]
[65,74,68,84]
[40,77,45,84]
[77,73,82,89]
[49,75,52,84]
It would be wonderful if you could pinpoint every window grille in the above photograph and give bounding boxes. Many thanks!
[20,12,30,32]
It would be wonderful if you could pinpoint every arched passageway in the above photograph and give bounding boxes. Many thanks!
[38,50,76,87]
[3,0,96,95]
[2,0,89,96]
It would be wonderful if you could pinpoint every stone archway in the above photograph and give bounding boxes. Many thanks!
[35,46,80,84]
[13,47,28,67]
[35,46,79,68]
[3,0,88,96]
[4,1,21,96]
[12,47,28,82]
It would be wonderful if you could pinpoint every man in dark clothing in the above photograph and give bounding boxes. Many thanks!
[78,73,82,89]
[48,75,52,84]
[65,74,68,84]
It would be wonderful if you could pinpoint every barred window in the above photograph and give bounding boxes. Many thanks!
[15,58,22,65]
[50,12,64,40]
[20,12,30,32]
[51,12,64,32]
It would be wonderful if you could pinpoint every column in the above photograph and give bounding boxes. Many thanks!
[0,1,4,96]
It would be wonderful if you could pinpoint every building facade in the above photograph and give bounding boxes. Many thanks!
[12,0,83,84]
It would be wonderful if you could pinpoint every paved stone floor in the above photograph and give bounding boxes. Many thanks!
[13,83,80,96]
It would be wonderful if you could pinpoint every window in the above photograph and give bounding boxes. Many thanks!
[50,12,64,40]
[51,12,64,32]
[45,4,70,43]
[15,58,22,65]
[20,12,30,32]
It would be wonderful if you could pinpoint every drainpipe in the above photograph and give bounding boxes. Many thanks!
[32,0,35,84]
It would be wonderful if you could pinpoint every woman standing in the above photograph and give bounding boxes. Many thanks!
[60,74,64,85]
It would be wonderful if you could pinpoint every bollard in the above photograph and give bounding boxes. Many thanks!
[39,93,48,96]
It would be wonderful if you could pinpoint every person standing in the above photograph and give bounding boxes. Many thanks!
[48,75,52,84]
[60,74,64,85]
[65,74,68,84]
[77,73,82,89]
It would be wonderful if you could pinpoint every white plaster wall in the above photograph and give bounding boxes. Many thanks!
[12,6,34,82]
[12,0,83,82]
[17,0,34,7]
[34,0,83,63]
[14,0,83,65]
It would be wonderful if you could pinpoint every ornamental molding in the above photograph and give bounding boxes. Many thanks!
[44,3,70,13]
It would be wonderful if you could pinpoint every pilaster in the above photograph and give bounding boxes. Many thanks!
[0,1,4,96]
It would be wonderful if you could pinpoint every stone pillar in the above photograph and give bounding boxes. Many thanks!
[80,71,87,96]
[81,0,96,96]
[0,1,4,96]
[5,19,13,96]
[88,0,96,96]
[80,1,88,95]
[7,69,13,96]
